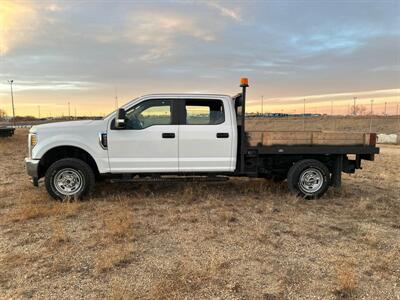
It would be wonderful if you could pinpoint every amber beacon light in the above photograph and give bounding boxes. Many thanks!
[240,77,249,87]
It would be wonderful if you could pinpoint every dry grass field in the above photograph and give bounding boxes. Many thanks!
[0,129,399,299]
[247,115,400,134]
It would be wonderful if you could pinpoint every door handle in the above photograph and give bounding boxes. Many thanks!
[162,133,175,139]
[216,133,229,138]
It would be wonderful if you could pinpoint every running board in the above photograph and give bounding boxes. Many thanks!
[109,176,229,183]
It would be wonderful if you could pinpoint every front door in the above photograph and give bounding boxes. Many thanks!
[107,99,178,173]
[178,99,234,172]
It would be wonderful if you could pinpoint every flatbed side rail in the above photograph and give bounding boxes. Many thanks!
[252,145,379,155]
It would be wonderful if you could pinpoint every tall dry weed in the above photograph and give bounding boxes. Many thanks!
[334,263,357,298]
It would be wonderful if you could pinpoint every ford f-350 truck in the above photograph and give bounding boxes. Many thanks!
[25,78,379,200]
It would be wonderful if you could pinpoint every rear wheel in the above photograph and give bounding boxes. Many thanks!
[45,158,95,201]
[287,159,330,199]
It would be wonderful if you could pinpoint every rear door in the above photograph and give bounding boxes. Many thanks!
[178,98,234,172]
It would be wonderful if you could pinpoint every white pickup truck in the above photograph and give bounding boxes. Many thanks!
[25,78,379,200]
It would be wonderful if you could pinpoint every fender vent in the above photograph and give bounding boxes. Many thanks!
[99,133,108,149]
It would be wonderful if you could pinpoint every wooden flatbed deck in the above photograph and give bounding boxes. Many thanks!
[247,131,376,147]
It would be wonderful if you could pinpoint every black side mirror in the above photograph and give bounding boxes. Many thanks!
[115,108,126,129]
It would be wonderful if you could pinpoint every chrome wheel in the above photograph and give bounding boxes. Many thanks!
[299,168,324,194]
[53,168,84,196]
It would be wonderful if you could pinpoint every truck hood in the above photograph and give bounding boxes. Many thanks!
[30,120,101,133]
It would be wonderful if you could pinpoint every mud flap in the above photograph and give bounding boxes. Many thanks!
[331,155,343,188]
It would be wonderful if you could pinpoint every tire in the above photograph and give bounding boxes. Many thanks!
[45,158,95,201]
[287,159,330,199]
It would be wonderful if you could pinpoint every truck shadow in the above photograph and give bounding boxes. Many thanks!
[91,178,292,204]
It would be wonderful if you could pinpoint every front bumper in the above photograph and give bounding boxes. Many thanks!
[25,158,40,186]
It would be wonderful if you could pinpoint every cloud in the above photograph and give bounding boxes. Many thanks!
[0,0,65,55]
[204,1,242,22]
[123,12,216,61]
[0,0,40,55]
[45,3,63,12]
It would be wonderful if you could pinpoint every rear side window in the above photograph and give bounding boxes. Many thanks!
[185,100,225,125]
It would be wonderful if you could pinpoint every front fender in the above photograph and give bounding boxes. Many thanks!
[32,133,110,173]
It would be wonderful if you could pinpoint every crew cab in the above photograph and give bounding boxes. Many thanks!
[25,78,379,200]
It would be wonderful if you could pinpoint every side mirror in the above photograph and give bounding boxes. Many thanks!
[115,108,126,129]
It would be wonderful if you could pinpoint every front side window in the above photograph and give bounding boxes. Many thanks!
[185,100,225,125]
[125,99,172,129]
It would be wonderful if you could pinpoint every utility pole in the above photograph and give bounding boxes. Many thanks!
[370,99,373,115]
[353,97,357,116]
[261,95,264,115]
[303,98,306,131]
[115,86,118,109]
[68,101,71,118]
[38,105,41,119]
[330,100,335,130]
[74,107,77,119]
[8,80,16,126]
[384,101,387,116]
[369,99,374,133]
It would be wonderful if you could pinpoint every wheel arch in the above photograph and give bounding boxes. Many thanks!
[38,145,100,178]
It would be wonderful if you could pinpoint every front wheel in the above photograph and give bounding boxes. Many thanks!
[45,158,95,201]
[287,159,330,199]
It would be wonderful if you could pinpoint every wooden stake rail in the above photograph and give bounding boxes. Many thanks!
[247,131,373,146]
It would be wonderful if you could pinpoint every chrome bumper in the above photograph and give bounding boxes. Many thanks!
[25,158,40,178]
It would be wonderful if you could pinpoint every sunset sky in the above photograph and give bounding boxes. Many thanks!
[0,0,399,117]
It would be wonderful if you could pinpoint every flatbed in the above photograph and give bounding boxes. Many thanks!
[0,127,15,137]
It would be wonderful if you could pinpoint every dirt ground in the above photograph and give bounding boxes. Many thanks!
[0,130,399,299]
